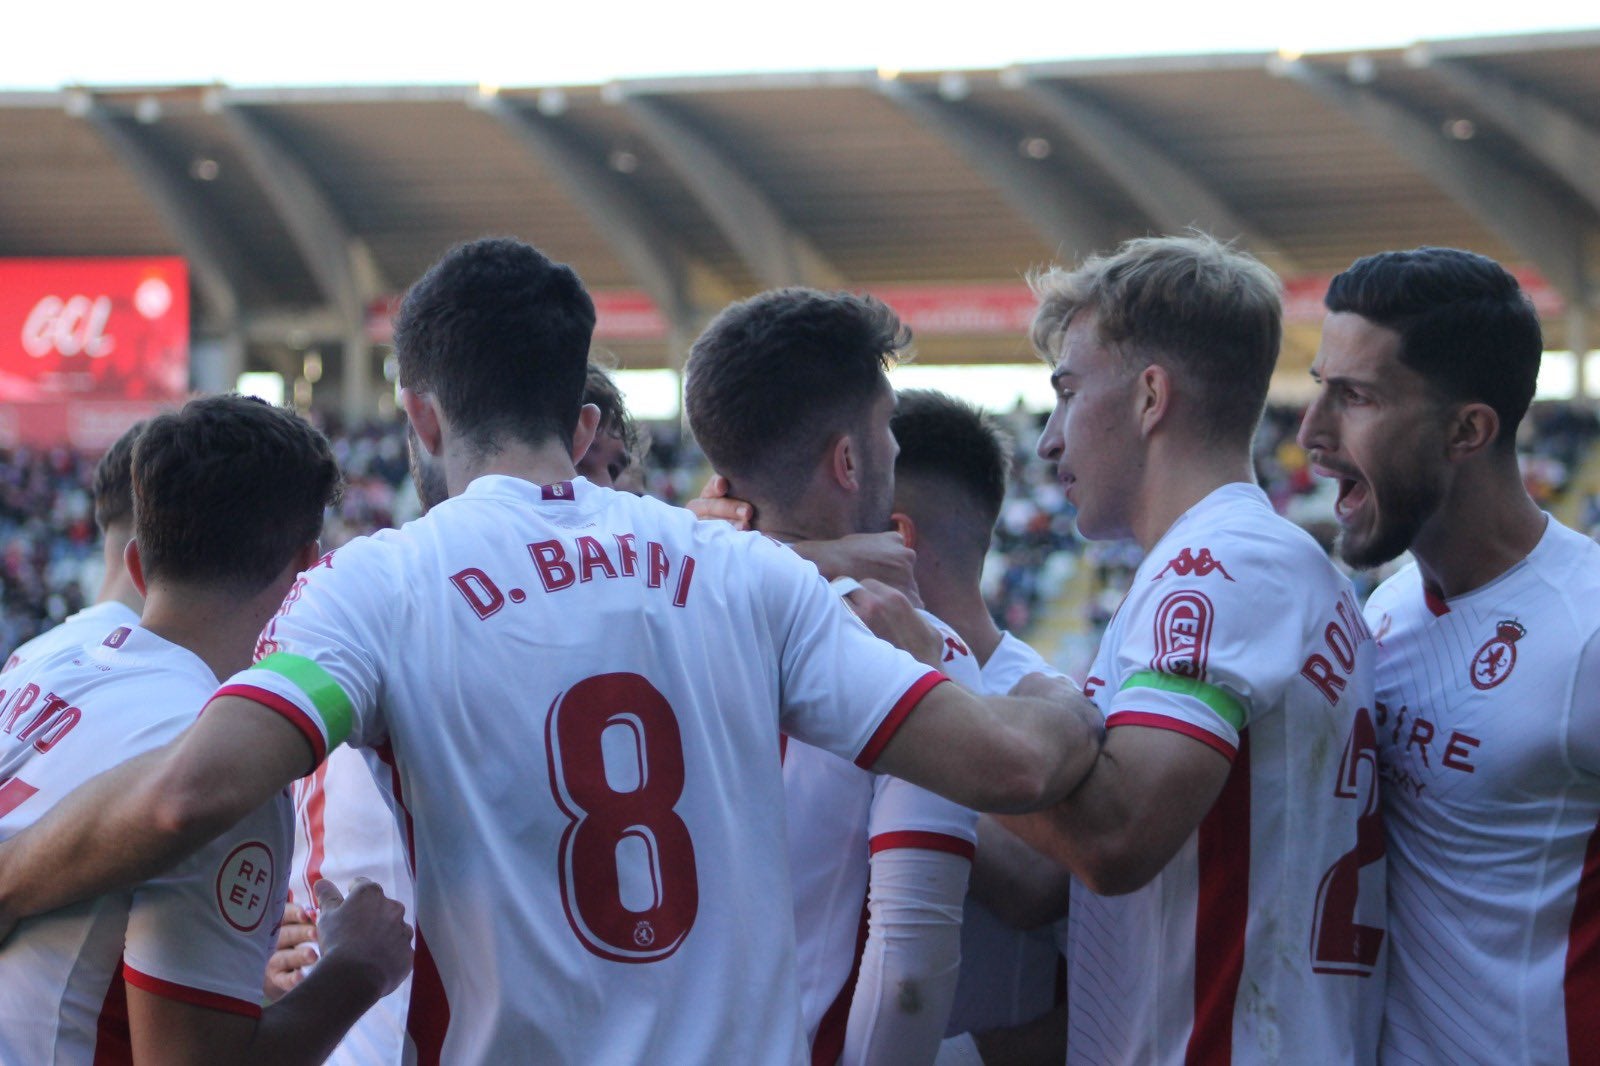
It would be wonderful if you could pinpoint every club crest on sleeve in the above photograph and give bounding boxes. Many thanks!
[216,841,276,933]
[1470,620,1525,691]
[1153,547,1234,582]
[1152,590,1213,680]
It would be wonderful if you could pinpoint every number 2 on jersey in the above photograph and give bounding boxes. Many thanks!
[1310,706,1385,975]
[546,673,699,963]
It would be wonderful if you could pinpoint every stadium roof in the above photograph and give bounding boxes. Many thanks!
[3,28,1598,415]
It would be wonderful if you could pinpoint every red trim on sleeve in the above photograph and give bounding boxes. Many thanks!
[1564,814,1600,1059]
[121,965,261,1019]
[213,684,328,766]
[1106,710,1237,761]
[854,671,948,770]
[868,830,976,861]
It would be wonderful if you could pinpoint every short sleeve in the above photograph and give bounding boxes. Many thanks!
[868,774,977,860]
[214,543,390,765]
[1568,627,1600,779]
[751,537,948,769]
[1105,545,1315,761]
[122,793,293,1018]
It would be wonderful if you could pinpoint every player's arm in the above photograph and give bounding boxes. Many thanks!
[129,879,411,1066]
[870,671,1104,816]
[0,696,313,940]
[997,721,1231,896]
[845,847,971,1066]
[968,815,1072,930]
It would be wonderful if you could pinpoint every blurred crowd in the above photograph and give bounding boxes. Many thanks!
[4,400,1598,660]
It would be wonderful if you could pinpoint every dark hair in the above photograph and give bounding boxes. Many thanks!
[1031,233,1283,445]
[585,362,640,458]
[685,288,910,503]
[891,389,1011,542]
[394,237,596,454]
[132,395,341,594]
[93,419,145,532]
[1325,247,1543,447]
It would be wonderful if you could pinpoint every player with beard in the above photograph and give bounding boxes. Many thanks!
[0,238,1104,1065]
[269,361,646,1066]
[685,291,991,1066]
[1002,233,1384,1064]
[1297,247,1600,1065]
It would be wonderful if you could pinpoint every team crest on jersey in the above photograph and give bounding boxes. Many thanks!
[633,920,656,947]
[1470,620,1525,690]
[216,841,276,933]
[1153,547,1234,582]
[1151,590,1213,680]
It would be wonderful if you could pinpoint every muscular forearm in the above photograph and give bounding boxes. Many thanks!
[242,954,389,1066]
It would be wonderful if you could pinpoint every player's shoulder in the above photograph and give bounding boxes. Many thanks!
[1364,561,1421,618]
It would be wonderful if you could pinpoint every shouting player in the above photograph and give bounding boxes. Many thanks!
[0,238,1104,1064]
[686,294,984,1065]
[0,395,411,1064]
[1297,247,1600,1064]
[3,419,145,672]
[1002,233,1386,1063]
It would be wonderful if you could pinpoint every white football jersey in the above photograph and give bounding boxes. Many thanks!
[945,631,1066,1036]
[1364,516,1600,1065]
[1066,483,1384,1065]
[784,606,980,1061]
[289,744,415,1066]
[219,476,948,1066]
[3,600,140,674]
[0,626,291,1065]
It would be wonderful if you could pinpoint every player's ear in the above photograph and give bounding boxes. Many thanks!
[891,511,917,550]
[124,539,147,597]
[1447,401,1500,463]
[1135,364,1172,439]
[569,403,601,467]
[400,388,444,457]
[829,433,859,492]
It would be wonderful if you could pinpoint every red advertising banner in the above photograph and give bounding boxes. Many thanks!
[0,258,188,448]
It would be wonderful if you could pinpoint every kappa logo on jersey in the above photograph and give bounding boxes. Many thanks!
[1470,620,1525,691]
[942,635,970,662]
[1151,590,1214,680]
[1153,547,1235,582]
[216,841,276,932]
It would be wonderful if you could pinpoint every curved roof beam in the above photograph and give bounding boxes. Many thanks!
[479,94,729,355]
[1019,78,1299,275]
[875,79,1116,263]
[1409,52,1600,219]
[217,100,384,323]
[74,97,255,332]
[1275,59,1590,308]
[621,91,845,289]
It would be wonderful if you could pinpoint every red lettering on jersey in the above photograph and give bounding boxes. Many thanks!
[1153,547,1235,582]
[530,541,576,593]
[942,636,970,662]
[449,567,507,619]
[1405,718,1434,765]
[541,481,574,501]
[672,555,696,608]
[576,536,619,582]
[1335,590,1372,643]
[646,542,669,590]
[1152,591,1213,680]
[102,626,131,649]
[1442,731,1480,773]
[30,704,79,753]
[311,550,335,571]
[17,693,69,744]
[1325,621,1356,673]
[1471,620,1525,690]
[614,533,639,577]
[2,684,40,735]
[1300,655,1346,705]
[1084,676,1106,699]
